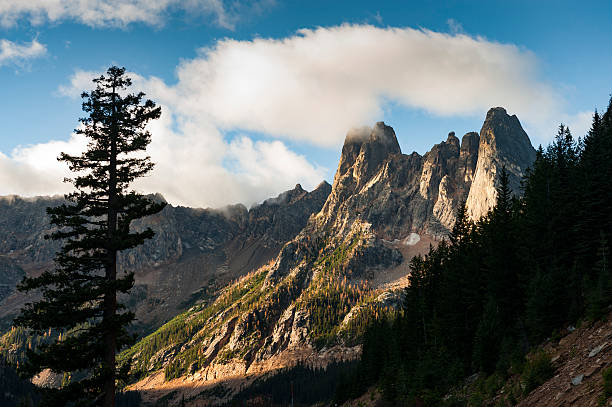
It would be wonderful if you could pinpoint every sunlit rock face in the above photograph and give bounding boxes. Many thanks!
[318,108,534,242]
[323,126,480,238]
[466,107,536,221]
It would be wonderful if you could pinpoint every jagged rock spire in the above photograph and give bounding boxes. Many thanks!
[466,107,536,220]
[336,122,401,183]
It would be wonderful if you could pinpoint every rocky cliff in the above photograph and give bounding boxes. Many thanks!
[466,107,536,220]
[123,107,536,405]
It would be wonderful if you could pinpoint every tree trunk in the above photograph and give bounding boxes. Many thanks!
[103,85,119,407]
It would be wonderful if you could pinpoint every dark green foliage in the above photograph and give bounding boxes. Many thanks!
[0,358,40,407]
[14,66,164,406]
[337,96,612,404]
[521,352,554,394]
[585,232,612,321]
[472,298,503,374]
[603,366,612,399]
[229,361,357,407]
[525,270,562,340]
[115,391,141,407]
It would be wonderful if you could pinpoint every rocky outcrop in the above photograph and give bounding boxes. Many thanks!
[320,124,488,237]
[516,312,612,407]
[458,132,480,183]
[466,107,536,220]
[246,182,331,245]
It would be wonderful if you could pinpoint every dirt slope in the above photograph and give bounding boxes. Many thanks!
[517,313,611,407]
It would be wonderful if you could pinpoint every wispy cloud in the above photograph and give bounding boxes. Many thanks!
[372,11,383,25]
[0,38,46,67]
[446,18,464,35]
[0,0,273,29]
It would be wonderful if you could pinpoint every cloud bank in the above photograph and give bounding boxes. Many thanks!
[0,38,46,67]
[0,0,272,29]
[1,24,589,208]
[156,24,577,146]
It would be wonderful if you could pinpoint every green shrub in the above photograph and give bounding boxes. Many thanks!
[484,372,504,397]
[442,395,467,407]
[521,351,554,395]
[467,392,484,407]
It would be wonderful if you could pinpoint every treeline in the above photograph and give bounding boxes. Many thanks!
[336,98,612,405]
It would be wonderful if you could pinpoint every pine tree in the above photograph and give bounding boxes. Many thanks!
[449,201,472,247]
[484,167,521,326]
[15,66,165,407]
[472,298,502,374]
[585,232,612,320]
[577,103,612,274]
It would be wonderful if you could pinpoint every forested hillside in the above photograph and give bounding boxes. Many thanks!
[337,98,612,406]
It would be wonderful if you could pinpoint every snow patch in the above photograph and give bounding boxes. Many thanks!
[404,233,421,246]
[382,232,421,246]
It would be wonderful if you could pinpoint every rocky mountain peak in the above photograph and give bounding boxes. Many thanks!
[371,121,401,149]
[466,107,536,220]
[314,180,331,190]
[460,132,480,153]
[336,123,401,181]
[446,131,460,148]
[325,123,403,214]
[480,107,532,155]
[260,183,307,207]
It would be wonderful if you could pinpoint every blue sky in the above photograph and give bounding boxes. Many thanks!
[0,1,610,207]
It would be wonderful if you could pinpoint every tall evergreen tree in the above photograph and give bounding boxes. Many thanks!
[577,102,612,272]
[483,167,521,325]
[585,232,612,320]
[449,201,472,247]
[15,66,164,407]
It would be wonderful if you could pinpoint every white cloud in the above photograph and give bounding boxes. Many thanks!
[0,133,85,197]
[134,105,325,208]
[4,70,326,207]
[0,24,589,208]
[0,38,46,67]
[226,136,325,193]
[0,0,272,29]
[161,24,561,147]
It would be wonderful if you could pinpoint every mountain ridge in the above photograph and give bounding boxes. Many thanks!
[0,182,331,333]
[120,107,537,405]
